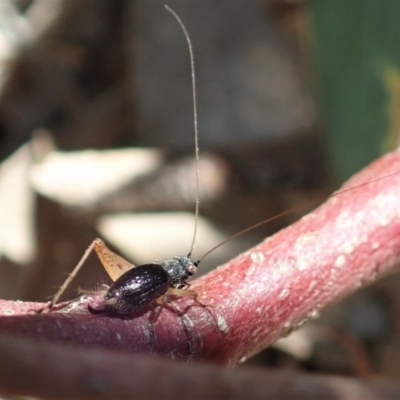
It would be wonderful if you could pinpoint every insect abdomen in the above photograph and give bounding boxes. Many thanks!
[115,264,170,305]
[89,264,171,315]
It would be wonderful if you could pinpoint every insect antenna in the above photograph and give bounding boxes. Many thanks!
[194,171,400,266]
[166,6,400,271]
[165,5,200,259]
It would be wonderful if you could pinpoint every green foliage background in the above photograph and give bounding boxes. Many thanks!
[309,0,400,181]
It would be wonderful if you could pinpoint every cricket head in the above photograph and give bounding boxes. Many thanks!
[160,255,198,288]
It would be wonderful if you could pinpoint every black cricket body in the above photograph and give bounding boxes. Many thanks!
[88,257,198,315]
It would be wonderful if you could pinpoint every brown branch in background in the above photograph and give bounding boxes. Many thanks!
[1,149,400,367]
[1,333,400,400]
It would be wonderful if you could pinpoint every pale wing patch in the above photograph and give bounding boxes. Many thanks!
[93,238,135,281]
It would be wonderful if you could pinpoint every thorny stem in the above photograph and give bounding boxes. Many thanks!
[2,149,400,366]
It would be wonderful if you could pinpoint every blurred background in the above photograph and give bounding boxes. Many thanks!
[0,0,400,379]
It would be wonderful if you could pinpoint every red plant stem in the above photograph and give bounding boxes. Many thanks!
[1,149,400,366]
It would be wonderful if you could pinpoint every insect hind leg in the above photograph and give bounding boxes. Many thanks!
[152,290,202,360]
[148,295,170,323]
[38,238,122,313]
[166,287,211,309]
[165,288,217,331]
[38,239,100,313]
[150,287,210,321]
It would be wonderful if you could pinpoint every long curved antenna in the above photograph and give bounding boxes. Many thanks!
[164,5,200,258]
[194,172,400,265]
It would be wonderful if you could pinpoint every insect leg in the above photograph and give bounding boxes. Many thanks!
[149,295,169,322]
[155,290,201,359]
[45,239,99,309]
[150,289,203,321]
[166,287,210,308]
[42,238,134,312]
[77,284,109,296]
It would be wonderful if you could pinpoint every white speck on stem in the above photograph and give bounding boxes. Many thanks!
[250,251,264,265]
[294,234,315,250]
[334,255,346,268]
[297,258,311,271]
[216,314,229,333]
[279,288,290,299]
[341,242,356,255]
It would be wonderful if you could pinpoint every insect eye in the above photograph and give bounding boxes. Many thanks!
[187,264,197,276]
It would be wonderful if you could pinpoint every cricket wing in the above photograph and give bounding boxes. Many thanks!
[93,238,135,281]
